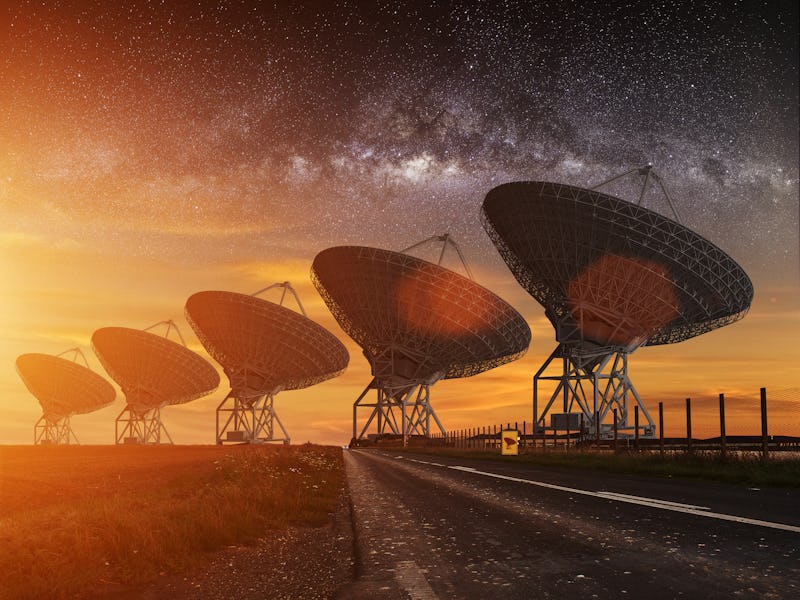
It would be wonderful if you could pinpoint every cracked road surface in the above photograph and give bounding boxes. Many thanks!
[338,449,799,599]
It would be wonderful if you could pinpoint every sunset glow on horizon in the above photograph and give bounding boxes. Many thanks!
[2,2,798,445]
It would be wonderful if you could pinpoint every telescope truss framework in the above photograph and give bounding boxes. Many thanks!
[352,378,446,443]
[216,390,290,445]
[37,348,87,446]
[533,344,656,439]
[34,415,78,445]
[313,236,531,447]
[185,283,348,445]
[115,406,173,444]
[591,164,683,224]
[482,169,753,442]
[400,233,475,280]
[481,176,753,348]
[106,320,205,445]
[18,347,115,445]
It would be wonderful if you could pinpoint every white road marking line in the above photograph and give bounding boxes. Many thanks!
[596,491,709,511]
[443,465,800,534]
[395,560,438,599]
[402,458,448,468]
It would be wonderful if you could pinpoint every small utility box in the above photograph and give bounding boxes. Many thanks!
[551,413,582,430]
[501,429,519,455]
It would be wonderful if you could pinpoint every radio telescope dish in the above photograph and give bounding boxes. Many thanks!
[311,234,531,445]
[15,348,116,445]
[185,282,349,444]
[92,320,219,444]
[481,168,753,439]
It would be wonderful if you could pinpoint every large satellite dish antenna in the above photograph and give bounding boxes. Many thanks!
[91,320,220,444]
[185,282,349,444]
[481,167,753,439]
[15,348,116,445]
[311,234,531,446]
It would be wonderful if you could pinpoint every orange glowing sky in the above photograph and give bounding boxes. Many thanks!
[2,2,798,444]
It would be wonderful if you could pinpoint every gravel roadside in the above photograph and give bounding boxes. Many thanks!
[94,487,356,600]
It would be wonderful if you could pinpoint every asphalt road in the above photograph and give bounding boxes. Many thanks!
[338,449,799,600]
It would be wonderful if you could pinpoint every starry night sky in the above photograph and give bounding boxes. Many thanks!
[3,0,798,277]
[1,1,798,444]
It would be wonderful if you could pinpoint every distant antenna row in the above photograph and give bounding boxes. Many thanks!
[16,166,753,445]
[16,284,348,445]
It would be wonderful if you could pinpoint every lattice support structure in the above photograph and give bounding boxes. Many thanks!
[115,406,173,444]
[312,237,531,448]
[533,345,656,439]
[353,379,447,444]
[216,391,290,445]
[34,415,78,445]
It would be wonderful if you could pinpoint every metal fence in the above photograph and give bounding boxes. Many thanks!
[427,387,800,458]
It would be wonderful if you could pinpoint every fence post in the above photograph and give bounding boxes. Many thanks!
[566,417,571,450]
[719,393,726,458]
[634,405,639,452]
[522,421,526,452]
[595,411,601,449]
[613,409,618,453]
[686,398,693,454]
[533,386,538,451]
[761,387,769,460]
[659,402,664,458]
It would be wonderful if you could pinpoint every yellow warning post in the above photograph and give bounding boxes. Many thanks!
[501,429,519,455]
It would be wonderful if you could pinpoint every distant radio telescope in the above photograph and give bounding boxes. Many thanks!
[185,282,349,444]
[481,166,753,438]
[92,320,220,444]
[16,348,116,445]
[311,234,531,445]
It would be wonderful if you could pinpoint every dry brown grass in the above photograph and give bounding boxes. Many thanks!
[0,444,344,600]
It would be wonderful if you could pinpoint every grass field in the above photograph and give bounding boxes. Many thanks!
[391,446,800,488]
[0,444,345,600]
